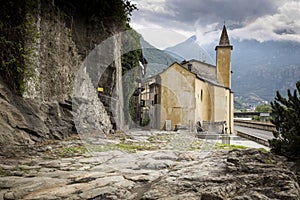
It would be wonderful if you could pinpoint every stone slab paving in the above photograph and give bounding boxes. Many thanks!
[0,130,299,200]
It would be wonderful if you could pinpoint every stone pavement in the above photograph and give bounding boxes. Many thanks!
[0,130,299,200]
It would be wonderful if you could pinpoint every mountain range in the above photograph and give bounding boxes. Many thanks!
[141,38,179,78]
[164,35,214,65]
[142,35,300,108]
[203,38,300,107]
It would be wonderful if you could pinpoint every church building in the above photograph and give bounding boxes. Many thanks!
[140,25,234,134]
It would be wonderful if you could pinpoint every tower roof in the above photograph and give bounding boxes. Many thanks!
[219,25,230,46]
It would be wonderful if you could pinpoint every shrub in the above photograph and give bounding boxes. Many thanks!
[269,81,300,160]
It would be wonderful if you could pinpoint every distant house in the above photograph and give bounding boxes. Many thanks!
[140,25,234,134]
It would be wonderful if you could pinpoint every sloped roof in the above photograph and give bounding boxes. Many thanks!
[151,61,229,90]
[186,59,216,68]
[196,74,229,89]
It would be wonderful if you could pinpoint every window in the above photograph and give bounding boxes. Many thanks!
[140,100,145,107]
[201,89,203,101]
[154,94,158,104]
[188,64,192,71]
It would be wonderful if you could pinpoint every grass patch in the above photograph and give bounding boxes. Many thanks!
[115,143,155,153]
[89,142,157,153]
[265,159,276,164]
[54,146,88,157]
[147,134,172,143]
[188,140,204,150]
[257,148,269,153]
[214,143,248,150]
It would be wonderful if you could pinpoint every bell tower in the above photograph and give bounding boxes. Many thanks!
[215,25,233,88]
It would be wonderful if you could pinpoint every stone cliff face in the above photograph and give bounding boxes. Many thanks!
[23,1,120,102]
[0,1,132,149]
[24,0,80,102]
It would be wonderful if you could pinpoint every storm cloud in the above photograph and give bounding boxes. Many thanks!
[131,0,300,45]
[164,0,278,26]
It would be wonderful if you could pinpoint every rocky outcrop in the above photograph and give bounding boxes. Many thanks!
[0,130,299,200]
[0,78,75,154]
[143,148,300,200]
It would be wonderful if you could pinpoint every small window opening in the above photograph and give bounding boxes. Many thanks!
[201,89,203,101]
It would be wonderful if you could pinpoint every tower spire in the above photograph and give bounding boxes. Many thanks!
[219,25,230,46]
[215,24,233,88]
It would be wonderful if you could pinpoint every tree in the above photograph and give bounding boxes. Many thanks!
[253,104,272,121]
[269,81,300,159]
[255,104,272,112]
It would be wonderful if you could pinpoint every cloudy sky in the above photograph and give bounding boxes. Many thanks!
[130,0,300,49]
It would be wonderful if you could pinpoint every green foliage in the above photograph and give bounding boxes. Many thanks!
[213,143,248,150]
[55,0,137,29]
[114,142,154,153]
[121,27,142,73]
[121,27,142,125]
[0,0,26,94]
[252,115,271,122]
[1,0,136,96]
[252,116,260,121]
[264,158,276,164]
[255,104,272,112]
[257,148,269,153]
[188,140,204,150]
[128,94,139,125]
[269,82,300,159]
[54,146,88,157]
[253,104,272,121]
[141,113,150,126]
[88,142,155,153]
[122,49,142,74]
[0,0,38,95]
[140,38,179,78]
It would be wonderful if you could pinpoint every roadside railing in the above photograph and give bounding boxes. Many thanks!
[234,119,275,132]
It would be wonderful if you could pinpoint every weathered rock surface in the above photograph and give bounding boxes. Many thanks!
[0,78,76,154]
[143,148,300,200]
[0,131,299,200]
